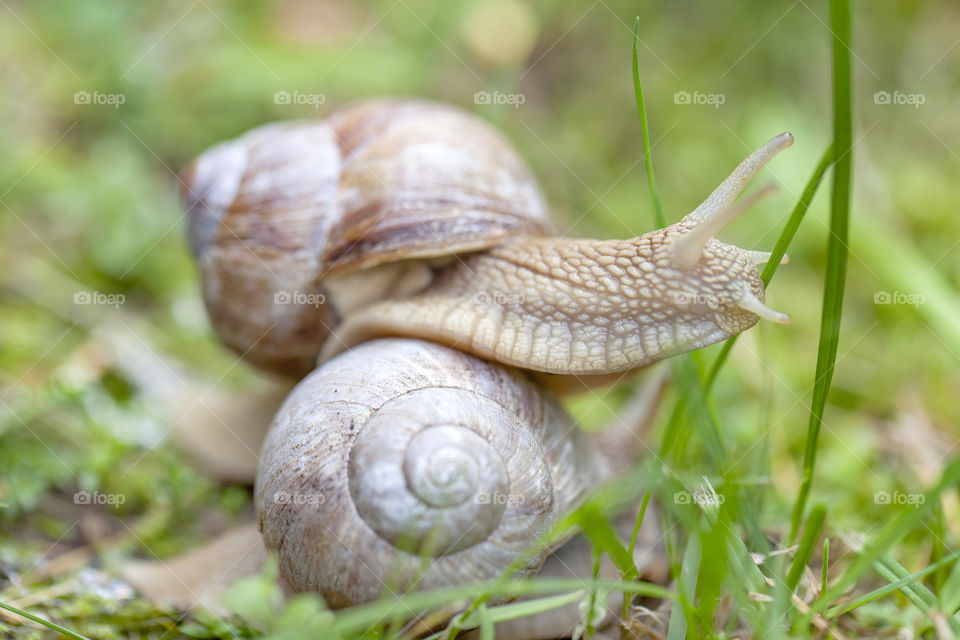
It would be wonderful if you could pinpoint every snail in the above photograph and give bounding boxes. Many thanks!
[183,99,791,385]
[183,98,794,609]
[254,337,624,606]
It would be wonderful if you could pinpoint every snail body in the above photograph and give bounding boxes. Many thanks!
[254,337,604,607]
[185,98,790,384]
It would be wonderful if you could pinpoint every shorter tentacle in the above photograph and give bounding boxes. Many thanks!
[736,288,790,325]
[669,183,778,269]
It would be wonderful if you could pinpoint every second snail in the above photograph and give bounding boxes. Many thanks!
[183,99,793,606]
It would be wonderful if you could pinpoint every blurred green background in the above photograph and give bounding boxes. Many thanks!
[1,0,958,635]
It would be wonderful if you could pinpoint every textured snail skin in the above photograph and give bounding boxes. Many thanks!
[324,231,763,377]
[184,99,551,376]
[254,338,602,608]
[185,98,791,382]
[323,134,795,379]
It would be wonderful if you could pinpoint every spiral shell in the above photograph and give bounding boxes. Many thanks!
[183,99,552,376]
[254,338,601,607]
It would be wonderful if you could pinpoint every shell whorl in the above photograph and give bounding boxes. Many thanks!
[254,338,600,607]
[349,389,533,555]
[183,99,552,376]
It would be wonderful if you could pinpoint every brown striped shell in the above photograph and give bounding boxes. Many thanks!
[183,99,552,376]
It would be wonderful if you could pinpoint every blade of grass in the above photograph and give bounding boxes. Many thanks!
[0,601,92,640]
[627,491,652,558]
[586,548,602,639]
[789,0,854,542]
[938,550,960,613]
[623,491,653,621]
[821,537,830,596]
[329,577,674,636]
[667,533,702,640]
[673,355,726,467]
[477,603,494,640]
[873,553,938,612]
[787,504,826,591]
[632,16,665,228]
[696,511,729,628]
[825,549,960,619]
[577,506,639,580]
[932,503,948,593]
[457,591,585,628]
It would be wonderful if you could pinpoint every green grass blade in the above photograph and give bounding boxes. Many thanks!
[825,549,960,619]
[578,506,639,580]
[787,504,827,592]
[872,553,937,612]
[628,491,652,559]
[459,591,585,628]
[624,491,653,620]
[821,537,830,595]
[939,550,960,613]
[930,504,948,593]
[667,533,702,640]
[477,603,494,640]
[789,0,854,542]
[673,356,726,466]
[0,601,93,640]
[632,16,665,228]
[328,577,673,635]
